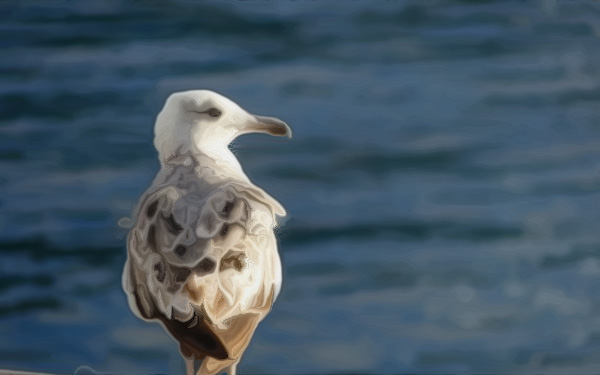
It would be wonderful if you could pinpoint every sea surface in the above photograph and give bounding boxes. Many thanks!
[2,1,600,374]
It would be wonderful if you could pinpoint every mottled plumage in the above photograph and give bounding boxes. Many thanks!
[123,90,290,375]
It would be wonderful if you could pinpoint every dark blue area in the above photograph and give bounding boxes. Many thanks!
[1,1,600,374]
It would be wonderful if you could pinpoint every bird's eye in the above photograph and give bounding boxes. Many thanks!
[207,108,221,118]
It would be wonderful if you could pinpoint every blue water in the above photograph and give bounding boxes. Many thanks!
[2,1,600,374]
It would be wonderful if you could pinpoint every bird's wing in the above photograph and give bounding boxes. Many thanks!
[226,181,286,219]
[124,177,282,326]
[124,184,196,321]
[183,180,282,327]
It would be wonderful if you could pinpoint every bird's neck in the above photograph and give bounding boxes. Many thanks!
[190,128,246,178]
[194,145,248,181]
[159,125,250,182]
[161,147,249,185]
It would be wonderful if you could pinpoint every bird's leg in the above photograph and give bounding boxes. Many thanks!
[185,357,195,375]
[198,357,238,375]
[226,362,237,375]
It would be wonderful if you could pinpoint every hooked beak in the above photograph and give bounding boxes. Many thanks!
[244,115,292,138]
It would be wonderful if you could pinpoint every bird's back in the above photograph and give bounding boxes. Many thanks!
[123,154,283,363]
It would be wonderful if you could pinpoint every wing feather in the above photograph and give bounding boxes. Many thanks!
[125,170,281,318]
[123,164,283,362]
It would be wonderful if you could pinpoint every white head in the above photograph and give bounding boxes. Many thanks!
[154,90,292,163]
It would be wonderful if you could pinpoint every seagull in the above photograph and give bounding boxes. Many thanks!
[122,90,291,375]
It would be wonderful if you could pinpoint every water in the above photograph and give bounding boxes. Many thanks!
[2,1,600,374]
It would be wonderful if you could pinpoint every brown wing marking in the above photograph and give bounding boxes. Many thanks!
[158,311,229,361]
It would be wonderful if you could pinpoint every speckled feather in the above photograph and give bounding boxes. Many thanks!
[122,90,290,375]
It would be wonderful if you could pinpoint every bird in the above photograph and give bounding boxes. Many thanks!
[122,90,291,375]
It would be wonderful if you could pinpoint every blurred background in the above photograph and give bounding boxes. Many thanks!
[2,1,600,374]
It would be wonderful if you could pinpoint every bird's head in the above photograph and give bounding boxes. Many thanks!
[154,90,291,162]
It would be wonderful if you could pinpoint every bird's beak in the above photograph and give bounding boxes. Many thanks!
[244,115,292,138]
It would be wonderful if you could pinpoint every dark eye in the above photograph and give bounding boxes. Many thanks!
[207,108,221,118]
